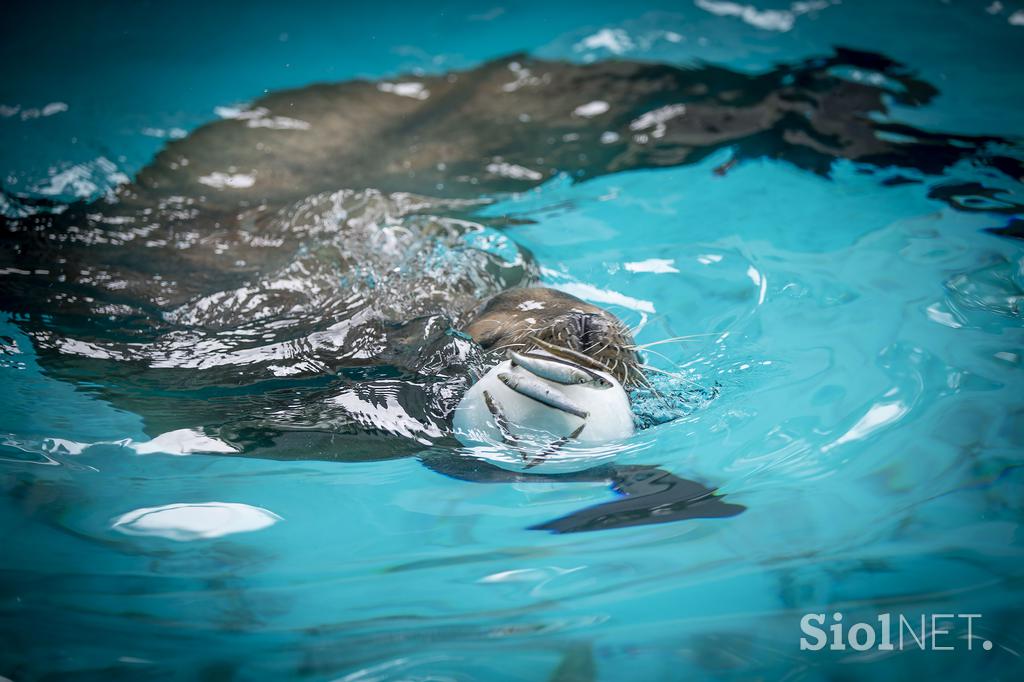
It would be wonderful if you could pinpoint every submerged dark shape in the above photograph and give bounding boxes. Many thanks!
[987,217,1024,239]
[3,47,1018,316]
[426,457,746,533]
[120,47,1014,206]
[529,467,747,533]
[3,47,1014,532]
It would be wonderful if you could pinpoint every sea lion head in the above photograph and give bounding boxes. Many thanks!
[463,287,643,389]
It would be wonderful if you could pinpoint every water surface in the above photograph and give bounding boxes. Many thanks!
[1,1,1023,679]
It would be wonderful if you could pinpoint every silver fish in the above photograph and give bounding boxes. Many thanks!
[497,372,590,420]
[483,390,518,445]
[485,389,586,467]
[509,350,612,389]
[523,422,587,469]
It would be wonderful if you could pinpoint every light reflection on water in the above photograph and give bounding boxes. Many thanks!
[112,501,282,541]
[1,1,1023,680]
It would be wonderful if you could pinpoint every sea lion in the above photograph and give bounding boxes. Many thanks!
[464,287,643,388]
[3,49,1018,321]
[453,289,640,472]
[452,288,641,472]
[2,48,1018,531]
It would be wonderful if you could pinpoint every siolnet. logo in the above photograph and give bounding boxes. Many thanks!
[799,612,993,652]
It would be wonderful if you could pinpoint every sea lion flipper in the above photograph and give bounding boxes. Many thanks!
[528,465,745,534]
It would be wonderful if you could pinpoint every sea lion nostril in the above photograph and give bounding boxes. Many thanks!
[575,313,607,351]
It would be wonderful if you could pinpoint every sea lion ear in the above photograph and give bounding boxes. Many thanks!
[527,465,745,534]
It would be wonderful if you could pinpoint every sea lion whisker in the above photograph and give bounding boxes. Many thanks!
[638,362,701,389]
[626,365,681,408]
[629,365,653,389]
[527,335,613,376]
[636,369,672,404]
[588,338,614,364]
[636,346,686,368]
[595,336,617,356]
[608,357,622,380]
[636,378,668,405]
[625,333,719,350]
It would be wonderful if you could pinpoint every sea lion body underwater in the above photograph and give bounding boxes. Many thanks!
[2,49,1019,531]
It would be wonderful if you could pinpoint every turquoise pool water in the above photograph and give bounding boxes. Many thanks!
[2,1,1023,680]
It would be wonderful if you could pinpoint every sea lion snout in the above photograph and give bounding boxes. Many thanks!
[564,311,609,352]
[463,288,641,388]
